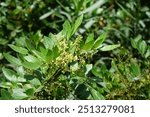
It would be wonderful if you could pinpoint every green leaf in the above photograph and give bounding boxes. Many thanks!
[39,10,55,20]
[25,38,34,50]
[131,35,142,49]
[1,89,12,100]
[25,88,35,97]
[15,37,26,47]
[110,60,118,73]
[79,0,108,15]
[85,33,94,44]
[131,39,137,49]
[53,46,59,59]
[139,40,147,55]
[2,67,17,82]
[90,88,105,100]
[116,2,136,20]
[39,46,48,56]
[91,67,102,78]
[17,76,26,82]
[46,50,54,63]
[0,53,3,60]
[0,38,8,45]
[43,36,54,50]
[72,15,83,34]
[100,44,120,51]
[32,50,46,62]
[3,53,22,65]
[8,44,28,54]
[24,55,40,63]
[85,64,93,76]
[0,82,12,89]
[23,84,33,91]
[92,33,107,49]
[144,46,150,58]
[31,31,43,47]
[70,63,79,72]
[83,41,95,51]
[62,20,72,40]
[83,33,94,51]
[12,88,28,99]
[29,78,41,87]
[130,63,141,77]
[22,61,42,70]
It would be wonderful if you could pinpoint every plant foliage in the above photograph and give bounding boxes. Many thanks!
[0,0,150,100]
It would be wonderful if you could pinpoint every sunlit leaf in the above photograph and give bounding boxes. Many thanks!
[2,67,17,82]
[131,35,142,49]
[139,40,147,55]
[79,0,108,15]
[9,44,28,55]
[85,64,93,76]
[90,88,105,100]
[72,15,83,34]
[39,10,55,20]
[62,20,72,40]
[100,44,120,51]
[3,53,22,65]
[32,50,46,62]
[24,55,40,63]
[22,61,42,70]
[92,33,107,49]
[29,78,41,87]
[12,88,28,99]
[144,46,150,58]
[83,33,94,51]
[43,36,55,50]
[70,63,79,72]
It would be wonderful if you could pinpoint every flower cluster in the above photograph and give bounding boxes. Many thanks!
[49,34,85,73]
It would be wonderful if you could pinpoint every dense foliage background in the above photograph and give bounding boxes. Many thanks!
[0,0,150,100]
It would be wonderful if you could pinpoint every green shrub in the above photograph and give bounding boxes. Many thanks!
[1,15,120,99]
[0,0,150,100]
